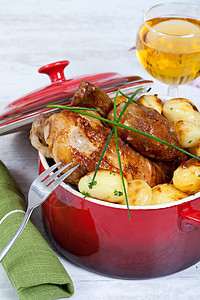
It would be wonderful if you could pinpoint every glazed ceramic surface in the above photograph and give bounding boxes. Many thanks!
[0,61,151,135]
[39,152,200,279]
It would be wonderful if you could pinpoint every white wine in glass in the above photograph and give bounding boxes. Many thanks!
[136,2,200,96]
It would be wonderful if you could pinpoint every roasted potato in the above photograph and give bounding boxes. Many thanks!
[128,180,152,206]
[78,170,128,203]
[111,95,127,105]
[152,183,188,205]
[163,98,200,125]
[172,158,200,194]
[137,94,163,114]
[173,120,200,148]
[186,140,200,157]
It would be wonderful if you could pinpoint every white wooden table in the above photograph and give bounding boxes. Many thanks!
[0,0,200,299]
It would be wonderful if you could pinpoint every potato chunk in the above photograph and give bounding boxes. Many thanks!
[110,95,127,105]
[173,120,200,148]
[152,183,188,205]
[172,158,200,194]
[163,98,200,125]
[78,170,128,203]
[137,94,163,114]
[128,180,152,206]
[186,140,200,157]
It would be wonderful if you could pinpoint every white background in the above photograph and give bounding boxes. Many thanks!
[0,0,200,299]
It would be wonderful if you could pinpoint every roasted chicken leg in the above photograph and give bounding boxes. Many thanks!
[108,101,182,161]
[30,109,168,187]
[71,80,114,117]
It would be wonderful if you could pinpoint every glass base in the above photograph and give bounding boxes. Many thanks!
[167,85,178,97]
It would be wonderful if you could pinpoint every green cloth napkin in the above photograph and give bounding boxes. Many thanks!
[0,161,74,300]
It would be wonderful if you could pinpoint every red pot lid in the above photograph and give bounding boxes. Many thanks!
[0,60,152,135]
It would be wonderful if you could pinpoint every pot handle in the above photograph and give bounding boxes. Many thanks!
[179,208,200,232]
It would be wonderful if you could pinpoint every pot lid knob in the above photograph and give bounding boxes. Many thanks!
[38,60,70,83]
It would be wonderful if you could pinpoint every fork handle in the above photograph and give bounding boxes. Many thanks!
[0,208,33,262]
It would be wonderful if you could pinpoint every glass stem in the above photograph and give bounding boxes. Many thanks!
[167,85,178,97]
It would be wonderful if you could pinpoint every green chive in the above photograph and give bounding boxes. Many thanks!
[47,89,200,217]
[76,88,142,188]
[88,180,97,189]
[47,104,200,162]
[113,90,130,219]
[110,171,116,175]
[81,191,91,198]
[114,190,123,196]
[47,105,101,112]
[119,90,142,105]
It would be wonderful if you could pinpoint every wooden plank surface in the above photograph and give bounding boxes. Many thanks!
[0,0,200,299]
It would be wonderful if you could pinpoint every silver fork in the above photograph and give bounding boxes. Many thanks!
[0,161,79,262]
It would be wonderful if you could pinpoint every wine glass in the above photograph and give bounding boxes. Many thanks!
[136,2,200,96]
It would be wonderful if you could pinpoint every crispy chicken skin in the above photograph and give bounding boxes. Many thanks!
[30,113,52,158]
[71,80,113,117]
[30,110,168,186]
[107,102,182,161]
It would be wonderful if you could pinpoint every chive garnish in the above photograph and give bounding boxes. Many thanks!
[48,105,101,112]
[48,88,141,218]
[47,104,200,162]
[88,180,97,189]
[113,89,130,219]
[114,190,123,196]
[68,88,142,191]
[118,90,142,106]
[81,191,91,198]
[47,89,200,216]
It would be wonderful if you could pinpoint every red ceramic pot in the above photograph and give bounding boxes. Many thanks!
[39,152,200,279]
[2,59,199,278]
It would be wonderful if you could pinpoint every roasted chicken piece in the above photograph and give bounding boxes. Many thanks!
[30,113,52,158]
[30,110,168,187]
[71,80,113,117]
[107,102,182,161]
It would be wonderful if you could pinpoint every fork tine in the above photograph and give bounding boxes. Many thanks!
[44,162,73,186]
[48,164,79,190]
[37,161,62,181]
